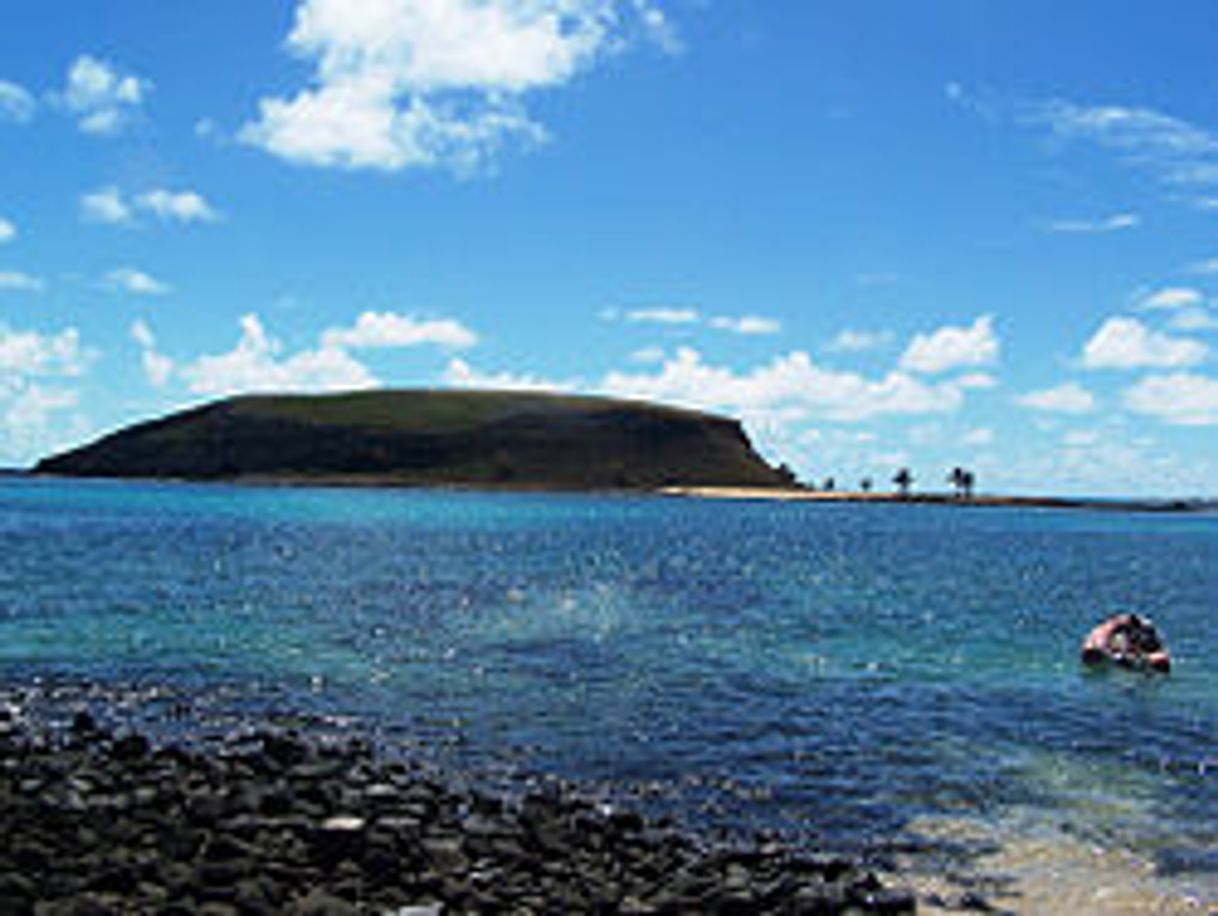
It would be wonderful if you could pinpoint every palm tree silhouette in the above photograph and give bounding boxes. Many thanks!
[893,467,913,497]
[948,467,976,500]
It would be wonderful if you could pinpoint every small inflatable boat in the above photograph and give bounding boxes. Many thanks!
[1081,613,1170,673]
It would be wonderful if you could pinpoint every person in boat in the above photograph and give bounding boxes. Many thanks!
[1080,613,1171,672]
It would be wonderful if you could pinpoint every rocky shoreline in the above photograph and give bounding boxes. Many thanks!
[0,705,919,915]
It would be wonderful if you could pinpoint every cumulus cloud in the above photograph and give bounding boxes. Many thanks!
[1043,213,1140,234]
[0,324,89,377]
[240,0,675,173]
[136,189,219,223]
[105,268,170,296]
[80,186,134,225]
[0,383,83,466]
[1015,381,1096,414]
[0,80,35,123]
[1123,372,1218,426]
[444,357,568,392]
[0,271,44,293]
[0,323,91,465]
[601,347,986,422]
[130,320,175,387]
[180,314,377,397]
[81,186,219,226]
[899,316,999,374]
[1081,316,1208,369]
[320,311,477,350]
[58,55,149,135]
[0,217,15,244]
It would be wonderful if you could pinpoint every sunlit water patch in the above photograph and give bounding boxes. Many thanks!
[2,478,1217,909]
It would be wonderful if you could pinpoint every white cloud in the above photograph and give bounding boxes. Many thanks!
[105,268,170,296]
[1044,213,1140,234]
[1130,287,1218,331]
[0,322,91,465]
[1188,257,1218,275]
[59,55,149,135]
[1024,98,1218,191]
[624,307,700,325]
[0,325,88,377]
[1081,316,1208,369]
[1028,99,1218,162]
[0,218,15,244]
[1015,381,1096,414]
[825,328,894,353]
[0,271,44,293]
[443,357,567,392]
[80,186,134,225]
[961,427,994,447]
[180,314,376,396]
[1168,307,1218,332]
[320,311,476,349]
[240,0,674,173]
[130,320,174,387]
[135,189,219,223]
[81,186,219,226]
[1139,286,1204,311]
[709,314,781,336]
[899,316,999,374]
[0,80,35,123]
[0,383,83,465]
[1123,372,1218,426]
[600,347,983,423]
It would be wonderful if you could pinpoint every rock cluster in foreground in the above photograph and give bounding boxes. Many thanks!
[0,711,915,914]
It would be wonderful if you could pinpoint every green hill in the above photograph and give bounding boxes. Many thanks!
[34,389,794,490]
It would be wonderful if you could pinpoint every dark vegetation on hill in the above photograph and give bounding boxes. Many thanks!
[35,389,794,490]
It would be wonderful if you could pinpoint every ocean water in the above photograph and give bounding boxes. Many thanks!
[2,477,1217,909]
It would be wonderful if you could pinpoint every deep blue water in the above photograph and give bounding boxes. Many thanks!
[2,478,1217,900]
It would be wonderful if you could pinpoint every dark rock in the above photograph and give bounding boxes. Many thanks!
[203,833,255,862]
[71,711,99,736]
[286,888,359,916]
[111,733,150,761]
[0,872,36,911]
[260,732,311,770]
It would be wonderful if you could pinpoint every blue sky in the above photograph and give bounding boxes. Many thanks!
[3,1,1218,495]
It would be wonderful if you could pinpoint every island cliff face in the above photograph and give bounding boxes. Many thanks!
[35,389,793,490]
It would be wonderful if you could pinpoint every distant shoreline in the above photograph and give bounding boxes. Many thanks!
[658,486,1216,514]
[13,469,1216,513]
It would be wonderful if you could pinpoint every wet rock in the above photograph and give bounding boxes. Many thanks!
[286,888,359,916]
[0,716,917,914]
[70,711,98,737]
[110,733,150,762]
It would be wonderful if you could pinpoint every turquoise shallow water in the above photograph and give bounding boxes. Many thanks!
[2,478,1217,902]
